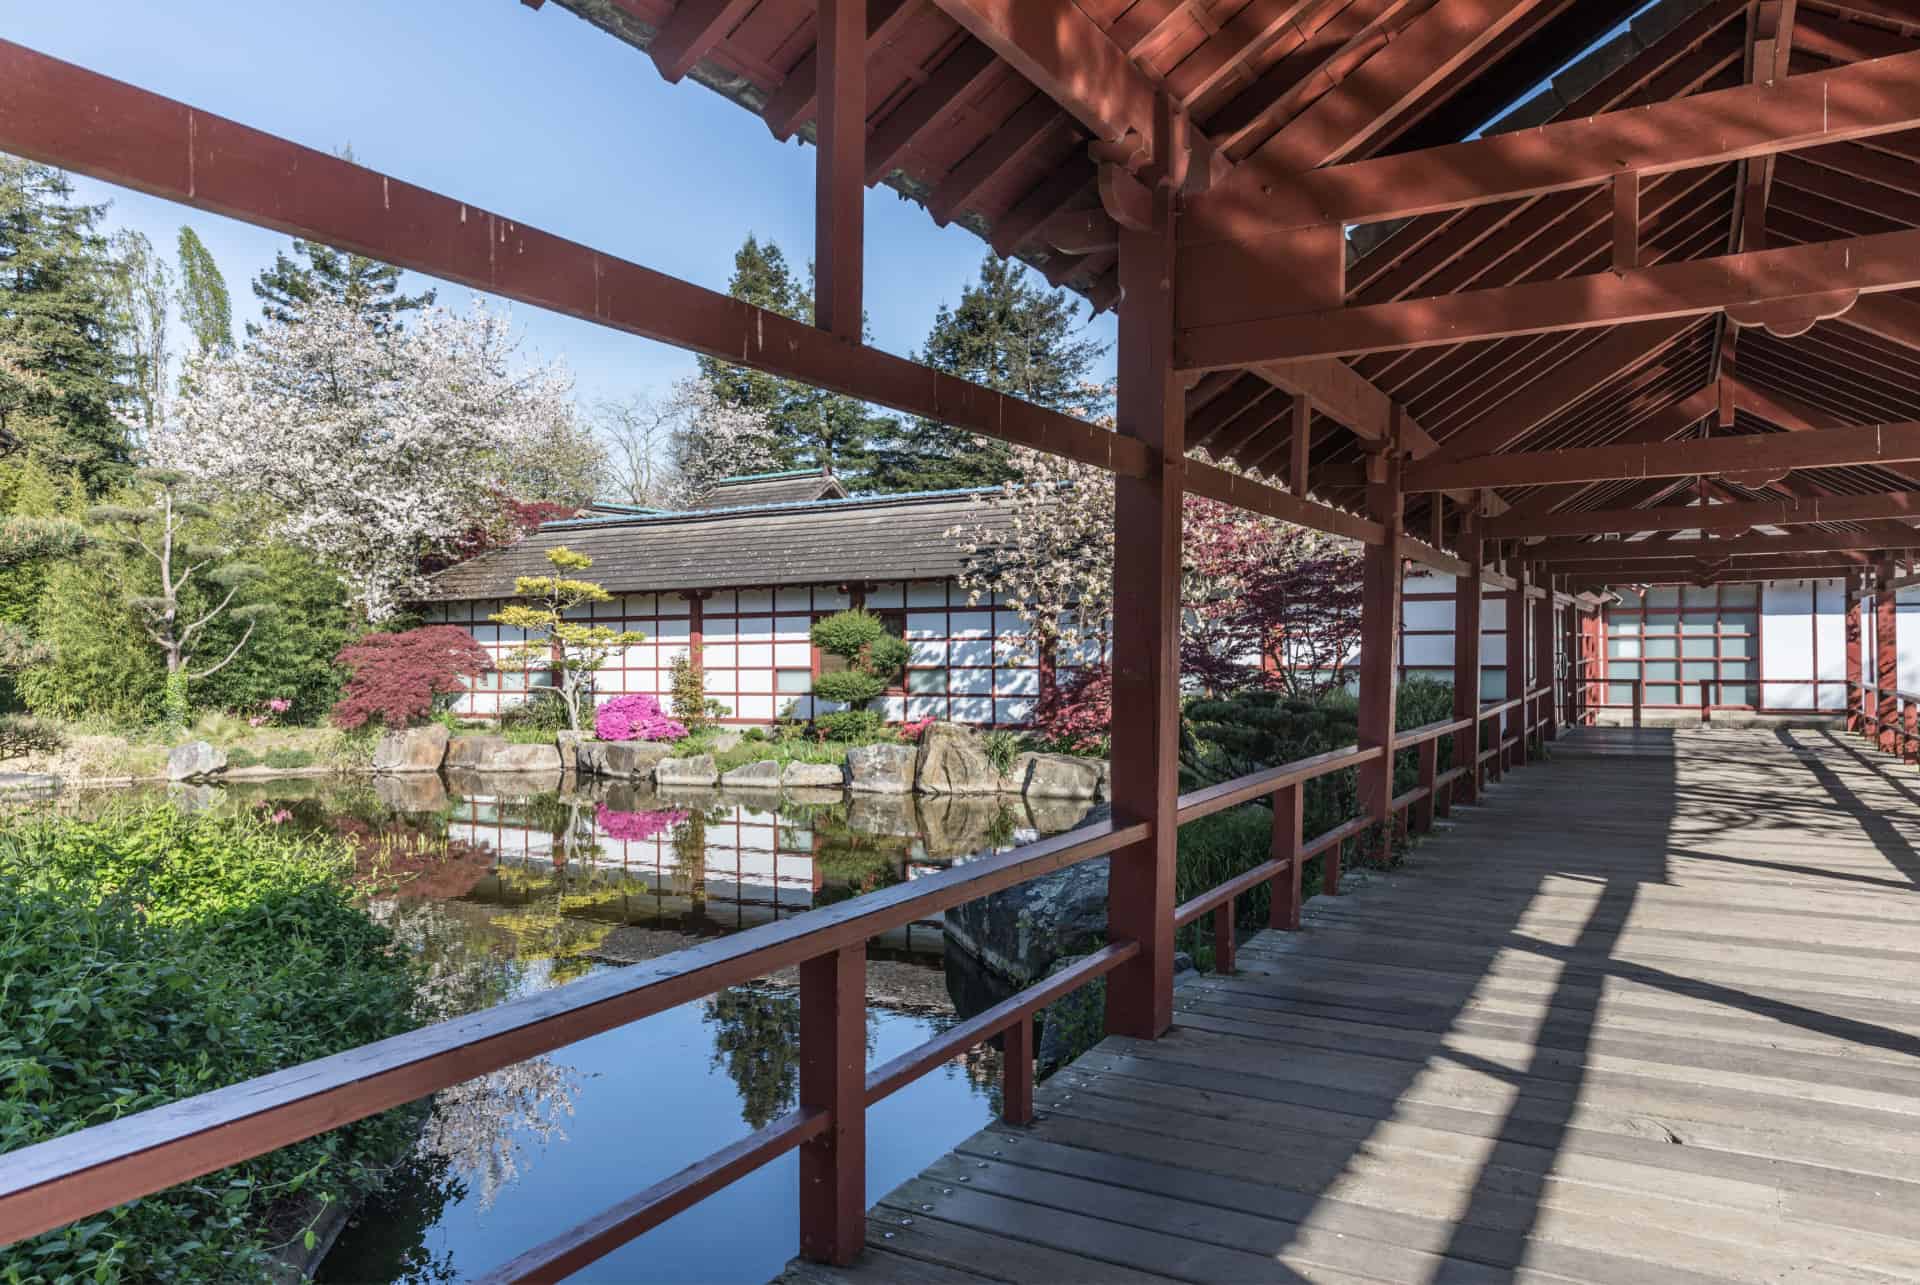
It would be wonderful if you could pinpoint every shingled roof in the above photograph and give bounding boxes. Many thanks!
[686,469,850,510]
[421,487,1012,600]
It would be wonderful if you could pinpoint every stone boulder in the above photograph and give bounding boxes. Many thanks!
[915,723,1016,795]
[846,791,919,837]
[478,741,562,773]
[577,741,675,780]
[847,743,915,794]
[446,734,506,770]
[1033,950,1192,1077]
[167,740,227,781]
[372,724,449,774]
[444,765,562,799]
[1025,795,1096,835]
[555,730,586,772]
[719,759,784,789]
[920,795,1017,860]
[710,732,743,753]
[1018,752,1103,799]
[942,803,1113,988]
[656,753,719,787]
[782,760,846,789]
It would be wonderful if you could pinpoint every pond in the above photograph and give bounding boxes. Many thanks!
[61,771,1092,1283]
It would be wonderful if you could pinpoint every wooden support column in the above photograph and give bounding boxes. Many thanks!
[1877,569,1899,755]
[1453,504,1484,802]
[798,945,865,1265]
[1289,394,1311,496]
[1846,582,1864,734]
[1269,782,1304,931]
[1534,576,1556,742]
[1506,559,1530,768]
[1105,101,1183,1041]
[1354,422,1405,878]
[815,0,865,340]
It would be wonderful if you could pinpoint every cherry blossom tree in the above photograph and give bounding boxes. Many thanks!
[155,294,596,621]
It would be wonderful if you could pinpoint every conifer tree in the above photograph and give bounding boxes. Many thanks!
[0,155,134,492]
[176,226,233,358]
[251,240,435,333]
[872,254,1106,492]
[696,234,890,481]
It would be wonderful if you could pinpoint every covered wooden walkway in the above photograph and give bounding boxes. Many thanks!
[797,727,1920,1284]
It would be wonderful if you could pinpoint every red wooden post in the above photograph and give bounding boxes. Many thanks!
[1001,1016,1033,1126]
[1700,679,1711,725]
[1633,678,1643,728]
[1104,98,1183,1041]
[1211,902,1236,975]
[1270,782,1304,930]
[1877,576,1899,755]
[1436,736,1456,818]
[1846,583,1864,734]
[1906,698,1918,764]
[1414,738,1437,833]
[1506,559,1529,769]
[1452,504,1484,801]
[814,0,865,340]
[1354,413,1405,878]
[1534,577,1556,742]
[798,945,865,1265]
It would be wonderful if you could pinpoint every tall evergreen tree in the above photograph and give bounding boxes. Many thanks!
[0,155,134,492]
[696,234,890,480]
[872,254,1107,492]
[176,226,233,358]
[250,240,434,334]
[107,229,173,445]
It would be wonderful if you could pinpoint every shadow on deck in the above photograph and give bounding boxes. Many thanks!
[786,727,1920,1284]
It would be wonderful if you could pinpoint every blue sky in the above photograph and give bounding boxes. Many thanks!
[8,0,1114,408]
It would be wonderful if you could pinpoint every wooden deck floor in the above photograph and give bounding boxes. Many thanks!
[786,726,1920,1284]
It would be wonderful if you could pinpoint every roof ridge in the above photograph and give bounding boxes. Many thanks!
[537,483,1006,531]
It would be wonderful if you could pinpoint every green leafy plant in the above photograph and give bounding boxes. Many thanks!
[669,652,720,733]
[0,712,61,760]
[982,729,1022,776]
[489,546,628,734]
[809,610,908,714]
[813,708,889,743]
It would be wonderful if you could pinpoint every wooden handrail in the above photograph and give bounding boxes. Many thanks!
[1174,743,1381,823]
[1391,715,1473,748]
[0,819,1143,1247]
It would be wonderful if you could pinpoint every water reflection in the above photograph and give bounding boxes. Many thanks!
[60,771,1086,1282]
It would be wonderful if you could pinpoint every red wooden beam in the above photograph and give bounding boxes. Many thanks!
[1404,419,1920,492]
[1453,504,1484,803]
[1186,46,1920,241]
[1354,414,1405,876]
[1179,228,1920,369]
[1486,489,1920,539]
[0,40,1148,481]
[1527,529,1902,562]
[864,39,999,185]
[650,0,760,83]
[762,0,916,140]
[1186,458,1384,544]
[815,0,866,341]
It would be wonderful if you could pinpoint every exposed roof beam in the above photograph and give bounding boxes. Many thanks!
[1186,47,1920,241]
[1846,293,1920,356]
[1404,419,1920,492]
[0,39,1147,480]
[926,94,1065,227]
[1238,0,1564,171]
[762,0,918,140]
[1528,529,1902,561]
[1178,228,1920,368]
[1488,489,1920,539]
[649,0,759,83]
[865,39,999,184]
[1185,459,1386,545]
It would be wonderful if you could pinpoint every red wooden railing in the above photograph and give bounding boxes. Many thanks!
[1849,680,1920,762]
[0,689,1560,1281]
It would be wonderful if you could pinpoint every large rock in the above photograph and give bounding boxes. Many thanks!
[942,803,1114,988]
[477,741,563,773]
[920,795,1017,859]
[656,753,719,786]
[782,760,846,789]
[1018,752,1103,799]
[915,723,1015,795]
[372,724,449,774]
[1025,794,1095,835]
[577,740,675,780]
[444,765,562,799]
[847,743,915,794]
[555,730,586,772]
[446,734,506,769]
[720,759,784,789]
[846,791,919,837]
[167,740,227,781]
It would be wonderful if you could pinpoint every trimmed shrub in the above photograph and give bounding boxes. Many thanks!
[808,610,908,712]
[593,694,687,742]
[331,627,489,730]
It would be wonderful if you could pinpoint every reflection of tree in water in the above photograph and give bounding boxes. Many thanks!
[703,982,879,1129]
[314,1148,462,1285]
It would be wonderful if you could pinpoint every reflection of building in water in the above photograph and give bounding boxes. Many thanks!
[447,792,950,956]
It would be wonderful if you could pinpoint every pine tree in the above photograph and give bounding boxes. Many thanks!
[176,226,233,358]
[250,239,435,333]
[0,156,135,493]
[872,254,1106,492]
[696,234,891,481]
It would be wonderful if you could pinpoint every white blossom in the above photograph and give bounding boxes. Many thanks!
[154,294,590,621]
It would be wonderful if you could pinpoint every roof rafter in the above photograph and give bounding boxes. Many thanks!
[1489,489,1920,539]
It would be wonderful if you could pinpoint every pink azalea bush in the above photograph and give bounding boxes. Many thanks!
[594,804,690,843]
[593,694,687,743]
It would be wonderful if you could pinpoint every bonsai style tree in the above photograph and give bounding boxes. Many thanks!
[490,546,625,733]
[90,470,270,728]
[808,609,909,731]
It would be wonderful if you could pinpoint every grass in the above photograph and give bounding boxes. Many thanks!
[8,718,372,781]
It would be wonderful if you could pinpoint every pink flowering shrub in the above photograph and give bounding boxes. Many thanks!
[898,716,936,743]
[593,694,688,742]
[594,804,690,843]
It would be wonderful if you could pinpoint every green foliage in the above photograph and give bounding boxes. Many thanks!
[490,546,621,734]
[175,226,233,359]
[162,669,189,732]
[250,234,433,335]
[983,729,1022,776]
[0,156,134,493]
[809,610,908,712]
[669,652,715,734]
[0,807,424,1283]
[0,712,60,760]
[872,254,1107,492]
[811,709,890,744]
[694,235,892,479]
[194,543,355,724]
[16,546,164,724]
[499,694,570,735]
[224,746,317,771]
